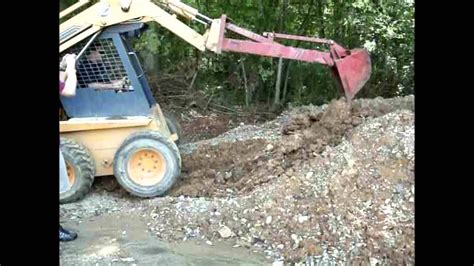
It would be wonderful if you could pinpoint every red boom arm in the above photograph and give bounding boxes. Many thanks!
[214,15,372,101]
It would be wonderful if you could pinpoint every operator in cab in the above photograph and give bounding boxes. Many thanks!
[59,53,79,242]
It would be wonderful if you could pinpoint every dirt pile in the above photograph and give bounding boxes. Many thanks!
[61,95,414,264]
[171,96,413,199]
[145,95,414,264]
[170,138,272,197]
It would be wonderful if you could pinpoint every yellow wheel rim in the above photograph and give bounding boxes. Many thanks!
[66,162,76,189]
[127,149,166,186]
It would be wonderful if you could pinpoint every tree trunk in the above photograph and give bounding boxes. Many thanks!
[282,60,292,103]
[273,57,283,107]
[241,61,249,107]
[280,0,289,32]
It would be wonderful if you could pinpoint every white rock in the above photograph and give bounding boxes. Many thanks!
[218,225,233,238]
[272,260,284,266]
[370,257,380,266]
[120,257,135,262]
[277,244,284,249]
[206,240,213,246]
[266,216,273,224]
[298,216,309,223]
[266,144,274,151]
[291,234,298,242]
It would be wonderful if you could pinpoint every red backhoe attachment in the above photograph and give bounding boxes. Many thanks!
[329,44,372,101]
[214,15,372,101]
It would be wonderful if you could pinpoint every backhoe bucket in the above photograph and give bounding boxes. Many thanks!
[332,48,371,101]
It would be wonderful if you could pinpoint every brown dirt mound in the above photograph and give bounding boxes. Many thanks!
[169,139,273,197]
[170,97,410,198]
[180,115,233,143]
[148,107,414,264]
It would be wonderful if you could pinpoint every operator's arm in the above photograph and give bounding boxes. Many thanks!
[60,54,77,97]
[88,78,132,92]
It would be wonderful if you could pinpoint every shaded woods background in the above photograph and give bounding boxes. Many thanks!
[60,0,414,110]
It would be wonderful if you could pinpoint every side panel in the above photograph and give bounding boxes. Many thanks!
[62,126,146,176]
[60,111,175,177]
[61,124,166,176]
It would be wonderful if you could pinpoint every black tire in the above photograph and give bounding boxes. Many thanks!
[60,138,95,204]
[163,111,182,144]
[113,131,181,198]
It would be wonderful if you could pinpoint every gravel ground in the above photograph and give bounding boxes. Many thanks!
[179,95,414,155]
[61,95,414,265]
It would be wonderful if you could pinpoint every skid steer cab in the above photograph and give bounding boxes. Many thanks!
[60,23,182,203]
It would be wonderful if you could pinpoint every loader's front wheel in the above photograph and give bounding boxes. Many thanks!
[60,138,95,204]
[113,131,181,198]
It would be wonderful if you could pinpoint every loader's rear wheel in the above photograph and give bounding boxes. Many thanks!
[163,111,182,144]
[60,138,95,204]
[113,131,181,198]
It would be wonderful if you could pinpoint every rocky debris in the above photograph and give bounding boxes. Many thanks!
[145,96,414,264]
[61,95,414,265]
[60,178,145,223]
[170,96,413,199]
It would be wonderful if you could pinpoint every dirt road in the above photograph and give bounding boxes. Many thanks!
[60,210,270,265]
